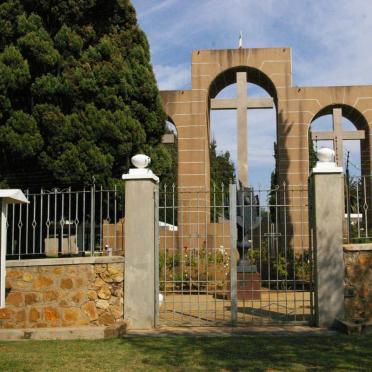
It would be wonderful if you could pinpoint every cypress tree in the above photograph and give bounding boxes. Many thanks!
[0,0,170,189]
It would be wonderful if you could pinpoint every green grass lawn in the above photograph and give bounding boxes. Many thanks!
[0,335,371,371]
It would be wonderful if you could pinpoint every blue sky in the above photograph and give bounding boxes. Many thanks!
[132,0,372,187]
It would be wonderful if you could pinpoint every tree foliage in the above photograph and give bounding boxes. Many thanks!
[0,0,169,189]
[210,139,235,189]
[308,129,317,170]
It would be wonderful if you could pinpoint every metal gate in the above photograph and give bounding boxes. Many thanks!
[158,183,314,326]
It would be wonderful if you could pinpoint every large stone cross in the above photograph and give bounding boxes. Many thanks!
[311,108,365,167]
[210,72,274,187]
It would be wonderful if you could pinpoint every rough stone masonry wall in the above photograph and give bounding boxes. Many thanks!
[0,256,124,329]
[344,245,372,322]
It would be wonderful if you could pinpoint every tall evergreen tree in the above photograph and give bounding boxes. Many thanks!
[308,129,317,170]
[209,139,235,221]
[210,139,235,188]
[0,0,170,189]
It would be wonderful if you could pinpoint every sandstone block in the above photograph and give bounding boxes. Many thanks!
[107,264,122,276]
[52,267,63,274]
[71,291,84,304]
[76,319,90,326]
[95,264,107,273]
[97,308,106,316]
[14,280,31,289]
[0,308,12,319]
[6,292,23,307]
[15,309,26,322]
[99,271,114,283]
[358,253,372,266]
[95,299,110,310]
[112,274,123,283]
[94,277,105,288]
[111,305,123,319]
[25,293,38,305]
[82,301,98,321]
[65,266,78,275]
[44,290,59,302]
[44,307,60,322]
[86,272,95,282]
[109,296,120,306]
[88,290,98,300]
[33,275,53,289]
[97,284,111,300]
[59,300,68,307]
[22,272,34,282]
[6,270,22,279]
[113,288,123,298]
[60,278,73,289]
[33,322,47,328]
[29,308,40,322]
[74,278,85,288]
[98,312,115,326]
[63,308,81,322]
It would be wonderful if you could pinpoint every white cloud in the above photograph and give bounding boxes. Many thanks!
[153,64,190,90]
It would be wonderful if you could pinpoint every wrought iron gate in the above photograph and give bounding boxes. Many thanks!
[158,183,314,326]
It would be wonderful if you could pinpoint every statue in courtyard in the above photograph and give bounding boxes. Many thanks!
[236,183,260,263]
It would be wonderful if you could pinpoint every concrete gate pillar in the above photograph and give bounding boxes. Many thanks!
[310,148,345,328]
[122,155,159,329]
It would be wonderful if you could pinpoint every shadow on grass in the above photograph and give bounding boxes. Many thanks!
[122,335,372,371]
[0,335,371,371]
[224,305,312,323]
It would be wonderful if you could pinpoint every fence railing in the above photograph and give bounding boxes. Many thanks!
[158,183,313,326]
[6,185,124,259]
[344,175,372,243]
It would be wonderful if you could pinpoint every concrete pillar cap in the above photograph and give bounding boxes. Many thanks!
[122,154,159,183]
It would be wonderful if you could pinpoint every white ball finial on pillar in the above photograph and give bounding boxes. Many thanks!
[317,147,335,163]
[131,154,151,169]
[312,147,343,174]
[122,154,159,183]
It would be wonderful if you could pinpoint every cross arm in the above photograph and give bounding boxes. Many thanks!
[246,97,274,109]
[312,130,365,141]
[342,130,365,140]
[210,97,274,110]
[311,131,335,140]
[210,98,238,110]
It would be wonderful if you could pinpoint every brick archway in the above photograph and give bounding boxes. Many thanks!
[160,48,372,251]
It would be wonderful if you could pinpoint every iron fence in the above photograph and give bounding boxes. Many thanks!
[344,175,372,243]
[158,183,313,326]
[6,185,124,259]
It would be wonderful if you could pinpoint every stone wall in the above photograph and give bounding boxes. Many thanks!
[0,256,124,329]
[344,245,372,322]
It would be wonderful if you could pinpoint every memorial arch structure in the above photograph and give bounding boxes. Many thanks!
[160,48,372,250]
